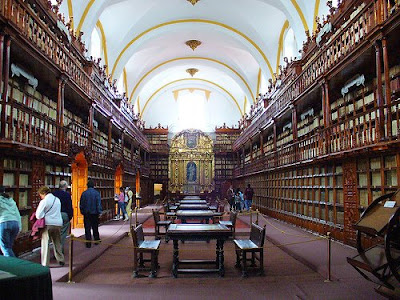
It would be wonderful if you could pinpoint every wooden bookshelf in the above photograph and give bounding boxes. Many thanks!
[88,168,115,218]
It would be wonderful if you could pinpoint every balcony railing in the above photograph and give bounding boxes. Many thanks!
[235,98,400,177]
[1,102,68,153]
[0,0,149,151]
[235,0,392,150]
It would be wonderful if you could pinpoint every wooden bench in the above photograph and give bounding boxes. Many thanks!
[153,210,172,242]
[219,211,237,238]
[131,224,161,278]
[233,223,266,277]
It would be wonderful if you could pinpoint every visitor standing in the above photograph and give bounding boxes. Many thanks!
[53,180,73,253]
[0,186,21,257]
[227,185,235,211]
[79,180,102,248]
[125,187,134,218]
[244,184,254,211]
[117,187,128,221]
[36,186,64,266]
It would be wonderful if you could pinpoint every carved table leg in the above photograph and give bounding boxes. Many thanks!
[172,240,179,278]
[219,239,225,277]
[242,250,248,277]
[216,240,220,269]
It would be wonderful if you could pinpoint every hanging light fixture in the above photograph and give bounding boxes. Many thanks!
[186,68,199,77]
[185,40,202,51]
[187,0,200,6]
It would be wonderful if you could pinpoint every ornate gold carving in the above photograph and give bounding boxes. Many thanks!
[186,68,199,77]
[169,130,214,194]
[187,0,200,6]
[185,40,202,51]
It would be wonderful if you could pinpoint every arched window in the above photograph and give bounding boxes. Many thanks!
[283,28,298,61]
[90,28,101,59]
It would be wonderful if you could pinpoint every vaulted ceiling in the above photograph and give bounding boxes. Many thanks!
[60,0,332,132]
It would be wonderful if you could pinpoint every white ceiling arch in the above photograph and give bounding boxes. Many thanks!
[59,0,327,130]
[127,56,255,105]
[136,63,246,112]
[140,78,243,118]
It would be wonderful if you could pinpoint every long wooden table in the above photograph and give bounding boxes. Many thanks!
[167,224,232,277]
[176,210,222,223]
[179,199,207,205]
[178,204,209,210]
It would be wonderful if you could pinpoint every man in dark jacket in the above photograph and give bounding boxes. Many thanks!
[53,180,73,253]
[79,180,102,248]
[244,184,254,211]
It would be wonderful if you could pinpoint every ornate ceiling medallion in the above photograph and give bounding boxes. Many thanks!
[187,0,200,6]
[185,40,202,51]
[186,68,199,77]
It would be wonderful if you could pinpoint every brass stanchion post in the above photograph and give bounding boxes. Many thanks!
[128,209,132,236]
[135,207,138,227]
[256,209,259,225]
[325,232,332,282]
[250,210,253,224]
[68,234,74,283]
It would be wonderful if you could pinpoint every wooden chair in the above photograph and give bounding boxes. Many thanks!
[219,211,237,238]
[152,209,172,242]
[234,223,266,277]
[131,224,161,278]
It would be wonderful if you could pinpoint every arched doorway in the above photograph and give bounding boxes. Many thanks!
[115,165,123,216]
[71,152,88,229]
[136,170,141,208]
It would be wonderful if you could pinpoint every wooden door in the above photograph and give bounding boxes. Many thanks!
[114,165,123,215]
[71,152,88,229]
[136,171,141,208]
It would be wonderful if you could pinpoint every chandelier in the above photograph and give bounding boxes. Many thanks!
[186,68,199,77]
[187,0,200,6]
[185,40,202,51]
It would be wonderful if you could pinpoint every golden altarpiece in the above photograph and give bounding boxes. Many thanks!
[169,130,214,194]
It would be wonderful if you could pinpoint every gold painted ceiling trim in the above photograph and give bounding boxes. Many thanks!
[111,19,274,80]
[256,68,262,99]
[96,20,109,75]
[313,0,321,32]
[67,0,74,31]
[123,68,128,96]
[128,56,254,104]
[173,88,211,101]
[141,78,243,117]
[137,96,141,114]
[276,20,289,74]
[290,0,309,32]
[76,0,96,34]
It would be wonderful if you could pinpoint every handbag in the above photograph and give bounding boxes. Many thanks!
[30,197,56,239]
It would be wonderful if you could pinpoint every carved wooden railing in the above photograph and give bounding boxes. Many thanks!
[1,0,149,153]
[234,0,386,150]
[2,102,68,153]
[111,142,123,162]
[1,0,91,94]
[92,140,112,168]
[67,121,90,148]
[149,143,169,153]
[235,99,400,177]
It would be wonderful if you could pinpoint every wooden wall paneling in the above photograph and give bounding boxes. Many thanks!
[382,37,392,137]
[1,36,10,139]
[343,160,358,246]
[31,159,45,209]
[375,41,386,140]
